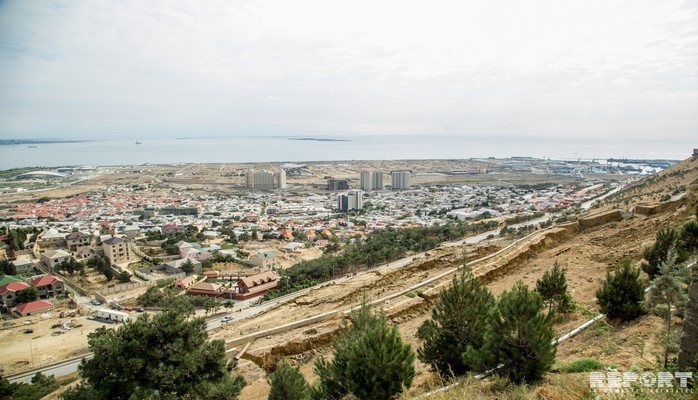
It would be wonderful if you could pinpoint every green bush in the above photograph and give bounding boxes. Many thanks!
[558,358,604,373]
[596,260,646,321]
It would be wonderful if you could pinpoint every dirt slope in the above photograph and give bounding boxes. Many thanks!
[226,155,698,399]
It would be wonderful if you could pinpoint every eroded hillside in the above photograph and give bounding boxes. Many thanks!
[220,155,698,399]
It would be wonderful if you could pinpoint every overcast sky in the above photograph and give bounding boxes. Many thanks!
[0,0,696,140]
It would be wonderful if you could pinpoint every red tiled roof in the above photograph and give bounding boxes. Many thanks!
[31,275,63,287]
[240,280,277,294]
[188,282,222,292]
[239,271,278,288]
[15,300,53,314]
[0,282,30,296]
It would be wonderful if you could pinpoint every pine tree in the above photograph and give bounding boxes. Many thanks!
[677,220,698,261]
[60,309,245,400]
[646,253,689,368]
[417,269,494,376]
[267,360,310,400]
[642,227,678,278]
[596,259,646,321]
[467,281,555,384]
[313,300,415,400]
[535,261,573,315]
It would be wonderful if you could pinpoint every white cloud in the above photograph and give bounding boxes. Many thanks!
[0,0,696,139]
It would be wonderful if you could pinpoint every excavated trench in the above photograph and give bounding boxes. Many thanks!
[237,217,617,372]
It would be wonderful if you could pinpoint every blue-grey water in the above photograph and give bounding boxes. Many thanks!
[0,135,694,169]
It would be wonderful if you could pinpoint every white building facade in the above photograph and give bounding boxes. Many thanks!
[391,170,411,190]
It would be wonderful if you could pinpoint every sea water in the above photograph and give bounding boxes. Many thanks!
[0,135,694,169]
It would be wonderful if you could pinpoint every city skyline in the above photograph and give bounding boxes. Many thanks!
[1,1,696,141]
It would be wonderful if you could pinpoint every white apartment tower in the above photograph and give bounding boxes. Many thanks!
[246,169,287,190]
[360,171,383,191]
[391,170,411,190]
[337,189,363,211]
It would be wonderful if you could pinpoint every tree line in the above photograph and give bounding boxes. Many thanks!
[264,220,499,300]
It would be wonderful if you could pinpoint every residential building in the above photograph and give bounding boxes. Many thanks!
[391,170,412,190]
[165,258,202,274]
[175,276,197,289]
[66,231,91,256]
[0,281,31,307]
[360,171,383,190]
[11,259,35,275]
[186,281,224,298]
[41,249,72,272]
[250,250,277,270]
[337,189,363,212]
[102,236,133,264]
[15,299,54,317]
[246,169,286,190]
[236,271,278,300]
[327,179,349,191]
[159,206,199,216]
[36,228,67,250]
[30,275,65,299]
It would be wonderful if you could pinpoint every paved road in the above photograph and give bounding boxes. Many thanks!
[5,205,590,384]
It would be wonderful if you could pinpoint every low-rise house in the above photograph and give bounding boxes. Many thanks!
[236,271,278,300]
[30,275,65,299]
[186,281,224,298]
[119,225,141,240]
[165,258,202,274]
[41,249,72,272]
[14,299,53,316]
[282,242,304,253]
[11,258,36,275]
[37,228,67,250]
[0,281,31,307]
[175,276,197,289]
[250,250,277,270]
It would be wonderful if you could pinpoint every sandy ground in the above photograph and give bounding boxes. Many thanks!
[0,308,113,375]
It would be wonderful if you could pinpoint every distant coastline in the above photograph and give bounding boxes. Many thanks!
[0,135,692,170]
[0,139,93,146]
[289,137,350,142]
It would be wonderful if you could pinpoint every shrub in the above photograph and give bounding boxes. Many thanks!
[596,260,646,321]
[558,358,604,373]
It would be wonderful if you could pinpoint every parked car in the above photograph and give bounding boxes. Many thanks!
[135,307,144,312]
[91,300,102,306]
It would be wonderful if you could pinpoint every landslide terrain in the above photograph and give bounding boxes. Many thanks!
[216,156,698,399]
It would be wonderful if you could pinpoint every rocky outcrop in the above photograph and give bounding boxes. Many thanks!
[678,262,698,370]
